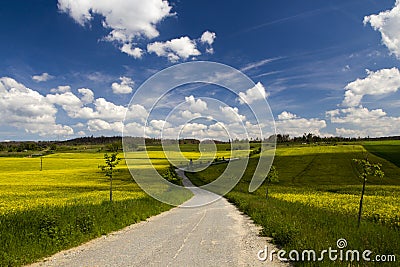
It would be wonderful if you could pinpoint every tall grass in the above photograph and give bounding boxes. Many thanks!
[0,198,172,266]
[227,190,399,266]
[186,144,400,266]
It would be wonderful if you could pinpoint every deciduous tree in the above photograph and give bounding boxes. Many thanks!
[353,157,384,227]
[99,153,121,202]
[265,165,279,200]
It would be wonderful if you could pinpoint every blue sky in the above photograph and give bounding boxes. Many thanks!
[0,0,399,141]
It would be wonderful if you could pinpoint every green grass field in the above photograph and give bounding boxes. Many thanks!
[0,149,194,266]
[0,145,238,266]
[2,142,399,266]
[187,143,400,266]
[363,140,400,168]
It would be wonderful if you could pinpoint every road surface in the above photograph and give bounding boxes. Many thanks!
[30,170,288,267]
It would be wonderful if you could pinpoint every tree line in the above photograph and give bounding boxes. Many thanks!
[268,133,400,144]
[2,134,400,152]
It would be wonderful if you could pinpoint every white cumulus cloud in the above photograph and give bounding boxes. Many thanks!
[327,106,400,137]
[58,0,173,56]
[180,110,201,119]
[327,106,386,124]
[46,92,83,117]
[79,98,128,121]
[275,112,326,137]
[180,122,208,136]
[111,76,135,94]
[50,85,71,93]
[219,106,246,122]
[238,82,269,104]
[200,31,216,45]
[0,77,73,136]
[343,68,400,107]
[78,88,94,104]
[0,76,152,137]
[200,30,216,54]
[32,72,54,82]
[150,120,171,130]
[185,95,208,112]
[87,119,123,132]
[364,0,400,59]
[278,111,298,120]
[121,44,143,58]
[147,36,201,62]
[59,1,217,60]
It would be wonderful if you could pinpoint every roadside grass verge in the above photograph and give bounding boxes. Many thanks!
[0,198,172,266]
[227,189,399,266]
[186,144,400,266]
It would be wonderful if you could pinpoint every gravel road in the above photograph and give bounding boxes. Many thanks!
[29,170,288,267]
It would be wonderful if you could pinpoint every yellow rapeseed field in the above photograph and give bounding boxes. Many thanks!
[0,153,144,215]
[0,148,237,215]
[271,187,400,228]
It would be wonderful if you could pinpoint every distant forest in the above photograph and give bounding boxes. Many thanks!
[1,134,400,153]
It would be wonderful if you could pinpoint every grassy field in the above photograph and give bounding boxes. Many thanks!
[363,140,400,168]
[187,144,400,266]
[0,149,194,266]
[0,144,239,266]
[2,141,399,266]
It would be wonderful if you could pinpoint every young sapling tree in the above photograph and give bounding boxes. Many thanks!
[353,157,384,227]
[99,153,121,202]
[265,165,279,200]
